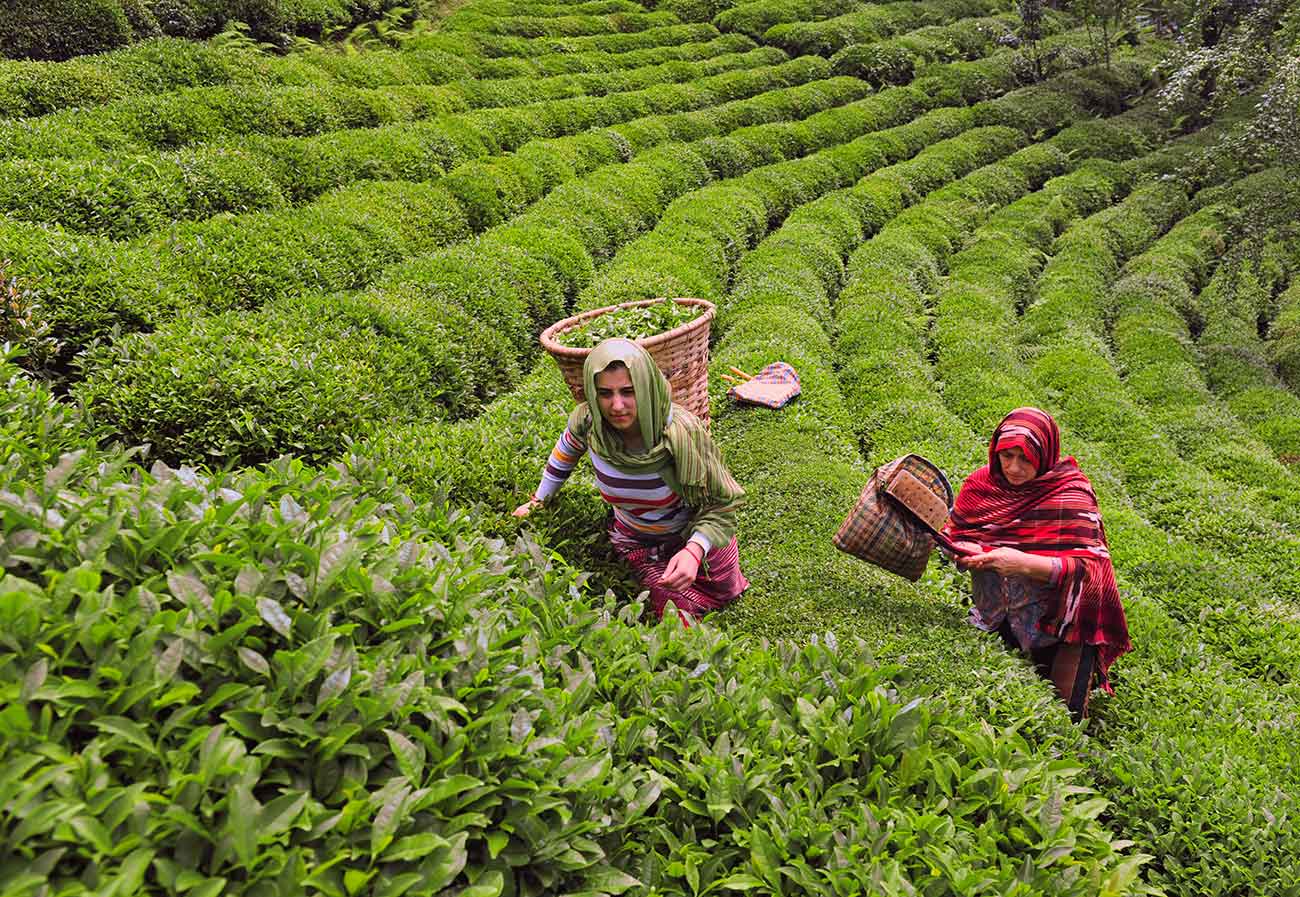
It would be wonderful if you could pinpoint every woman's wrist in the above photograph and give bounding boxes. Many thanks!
[684,541,705,563]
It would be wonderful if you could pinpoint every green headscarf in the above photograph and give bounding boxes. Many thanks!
[567,338,744,547]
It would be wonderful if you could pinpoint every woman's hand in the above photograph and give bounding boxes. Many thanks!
[960,546,1055,582]
[512,495,543,518]
[660,544,703,591]
[948,540,986,572]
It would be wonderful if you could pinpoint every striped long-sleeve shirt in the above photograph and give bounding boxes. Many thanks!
[535,426,713,553]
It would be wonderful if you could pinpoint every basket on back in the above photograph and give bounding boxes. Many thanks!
[539,298,715,424]
[833,453,954,581]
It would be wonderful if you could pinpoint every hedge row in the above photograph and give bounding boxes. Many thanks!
[405,22,721,60]
[71,72,891,463]
[1269,277,1300,396]
[465,0,644,14]
[1105,176,1300,526]
[829,13,1022,85]
[582,118,1023,312]
[0,0,409,62]
[915,151,1300,896]
[3,358,1137,897]
[0,45,787,238]
[439,10,681,37]
[764,0,1006,57]
[1197,243,1300,462]
[3,58,838,374]
[829,122,1300,897]
[0,30,760,120]
[714,0,861,39]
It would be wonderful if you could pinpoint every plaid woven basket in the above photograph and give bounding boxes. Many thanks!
[833,454,954,582]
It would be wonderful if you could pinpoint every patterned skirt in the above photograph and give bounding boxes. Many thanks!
[609,520,749,625]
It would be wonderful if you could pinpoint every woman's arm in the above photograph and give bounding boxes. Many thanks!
[961,547,1059,584]
[515,426,587,517]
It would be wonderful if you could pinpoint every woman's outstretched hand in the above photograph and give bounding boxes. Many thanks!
[959,546,1055,582]
[660,545,703,591]
[512,495,542,518]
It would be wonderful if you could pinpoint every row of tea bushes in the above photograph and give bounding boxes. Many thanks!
[1195,246,1300,462]
[714,0,862,39]
[766,0,1006,57]
[1267,277,1300,398]
[439,10,680,37]
[467,0,645,14]
[829,13,1024,85]
[0,45,785,237]
[74,44,1132,465]
[1105,174,1300,524]
[1,58,837,371]
[72,74,892,463]
[405,21,721,60]
[2,355,1142,897]
[0,29,759,120]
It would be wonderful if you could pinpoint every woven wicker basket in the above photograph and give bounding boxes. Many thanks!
[539,298,715,424]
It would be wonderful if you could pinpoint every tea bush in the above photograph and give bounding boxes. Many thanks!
[829,14,1023,85]
[440,10,680,37]
[0,0,133,62]
[765,0,1003,57]
[714,0,860,39]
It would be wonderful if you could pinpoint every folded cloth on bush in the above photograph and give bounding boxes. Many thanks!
[726,362,800,409]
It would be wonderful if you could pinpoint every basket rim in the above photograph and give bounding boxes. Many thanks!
[539,297,716,361]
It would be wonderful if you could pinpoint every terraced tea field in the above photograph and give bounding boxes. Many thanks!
[2,1,1298,894]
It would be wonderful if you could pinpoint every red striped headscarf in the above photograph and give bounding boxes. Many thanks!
[943,408,1132,689]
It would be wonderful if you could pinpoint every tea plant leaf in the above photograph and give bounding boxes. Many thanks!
[93,716,154,754]
[425,774,481,807]
[424,832,469,891]
[317,535,359,592]
[43,450,84,492]
[279,494,307,523]
[167,571,212,614]
[259,790,309,837]
[460,870,504,897]
[583,867,642,894]
[156,638,184,680]
[229,783,260,867]
[384,728,424,782]
[257,597,293,639]
[237,647,271,677]
[317,664,352,706]
[370,784,411,857]
[510,708,533,742]
[625,779,662,822]
[234,566,261,596]
[383,832,447,863]
[375,872,424,897]
[21,658,48,701]
[561,754,610,789]
[718,874,766,890]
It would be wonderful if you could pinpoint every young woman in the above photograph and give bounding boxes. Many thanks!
[514,338,748,623]
[943,407,1131,720]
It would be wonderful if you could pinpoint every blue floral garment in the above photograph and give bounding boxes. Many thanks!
[969,559,1063,652]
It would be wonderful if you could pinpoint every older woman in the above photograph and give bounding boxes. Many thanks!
[514,338,748,623]
[943,407,1131,720]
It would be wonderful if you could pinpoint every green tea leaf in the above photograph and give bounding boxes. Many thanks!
[384,832,447,863]
[168,571,212,614]
[317,664,352,706]
[238,647,271,677]
[93,716,154,754]
[384,729,424,783]
[459,870,504,897]
[258,597,293,639]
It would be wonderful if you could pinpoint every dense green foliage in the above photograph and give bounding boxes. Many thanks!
[5,0,1299,893]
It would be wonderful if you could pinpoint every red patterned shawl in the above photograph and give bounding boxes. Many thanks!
[943,408,1132,689]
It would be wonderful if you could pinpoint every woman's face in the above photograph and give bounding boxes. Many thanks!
[996,445,1037,486]
[594,365,638,434]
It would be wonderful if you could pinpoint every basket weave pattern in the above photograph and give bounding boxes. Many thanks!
[539,298,716,424]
